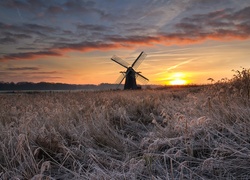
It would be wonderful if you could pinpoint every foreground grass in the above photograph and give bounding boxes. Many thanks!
[0,85,250,179]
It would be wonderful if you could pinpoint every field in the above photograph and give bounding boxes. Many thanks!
[1,77,250,179]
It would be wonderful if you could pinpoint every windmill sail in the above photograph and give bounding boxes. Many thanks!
[136,72,149,83]
[131,51,147,70]
[111,55,129,69]
[115,72,126,89]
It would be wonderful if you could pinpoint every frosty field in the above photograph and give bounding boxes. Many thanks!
[0,83,250,179]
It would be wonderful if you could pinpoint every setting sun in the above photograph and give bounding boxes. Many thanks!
[170,79,187,85]
[167,72,188,85]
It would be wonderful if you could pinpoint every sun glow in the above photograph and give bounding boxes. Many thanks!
[170,79,187,85]
[168,72,188,85]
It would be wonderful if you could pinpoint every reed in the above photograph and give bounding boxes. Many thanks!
[0,69,250,179]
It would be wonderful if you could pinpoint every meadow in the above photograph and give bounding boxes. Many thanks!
[0,69,250,179]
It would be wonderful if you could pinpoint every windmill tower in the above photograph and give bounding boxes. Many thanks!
[110,51,149,90]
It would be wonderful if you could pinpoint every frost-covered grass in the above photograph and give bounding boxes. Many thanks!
[0,84,250,179]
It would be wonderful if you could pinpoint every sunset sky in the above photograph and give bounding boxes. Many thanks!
[0,0,250,85]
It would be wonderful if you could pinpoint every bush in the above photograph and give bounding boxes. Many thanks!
[232,67,250,99]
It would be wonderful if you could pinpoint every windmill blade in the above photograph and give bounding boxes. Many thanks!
[137,76,149,84]
[135,72,149,83]
[115,72,126,89]
[131,51,147,69]
[111,55,129,69]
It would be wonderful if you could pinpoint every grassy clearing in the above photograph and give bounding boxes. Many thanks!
[0,76,250,179]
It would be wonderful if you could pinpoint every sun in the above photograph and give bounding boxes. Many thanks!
[168,72,188,85]
[170,79,187,85]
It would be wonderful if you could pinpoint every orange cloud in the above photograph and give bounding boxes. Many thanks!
[1,30,249,62]
[1,5,250,62]
[55,42,128,53]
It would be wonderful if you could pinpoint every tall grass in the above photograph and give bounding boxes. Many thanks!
[0,70,250,179]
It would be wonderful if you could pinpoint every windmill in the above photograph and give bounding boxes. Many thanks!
[110,51,149,90]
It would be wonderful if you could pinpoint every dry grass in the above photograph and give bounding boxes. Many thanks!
[0,82,250,179]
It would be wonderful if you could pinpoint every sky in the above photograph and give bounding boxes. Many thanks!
[0,0,250,85]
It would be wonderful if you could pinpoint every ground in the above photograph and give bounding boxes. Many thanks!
[0,85,250,179]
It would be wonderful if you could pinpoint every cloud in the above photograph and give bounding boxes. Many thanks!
[106,35,161,45]
[0,0,55,12]
[6,67,40,71]
[0,32,32,44]
[0,0,32,9]
[17,47,39,50]
[0,42,124,61]
[76,24,109,32]
[55,41,126,52]
[0,22,55,39]
[42,0,104,18]
[0,71,14,75]
[1,65,61,82]
[0,0,104,20]
[0,37,16,44]
[47,5,64,14]
[0,51,61,61]
[22,71,58,75]
[233,6,250,20]
[0,5,250,62]
[73,6,250,49]
[63,0,96,13]
[24,23,56,33]
[169,7,250,41]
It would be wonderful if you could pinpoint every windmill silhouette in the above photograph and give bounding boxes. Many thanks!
[110,51,149,90]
